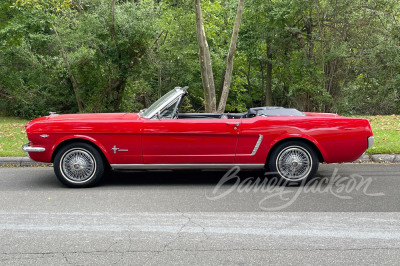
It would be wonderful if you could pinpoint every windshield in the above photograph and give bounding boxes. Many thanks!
[160,98,179,118]
[142,88,183,119]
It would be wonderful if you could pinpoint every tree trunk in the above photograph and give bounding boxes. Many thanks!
[52,25,83,112]
[304,11,313,111]
[113,85,125,111]
[158,66,162,98]
[265,43,273,106]
[194,0,216,113]
[217,66,226,103]
[245,60,253,107]
[259,59,265,103]
[217,0,245,113]
[110,76,126,111]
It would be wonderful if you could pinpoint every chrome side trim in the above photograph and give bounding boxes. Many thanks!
[250,135,263,156]
[111,164,265,170]
[22,143,45,153]
[367,136,374,149]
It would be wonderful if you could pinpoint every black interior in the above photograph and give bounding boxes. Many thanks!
[177,113,245,119]
[244,107,305,117]
[177,107,304,119]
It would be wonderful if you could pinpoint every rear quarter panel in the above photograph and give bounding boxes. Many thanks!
[236,116,372,164]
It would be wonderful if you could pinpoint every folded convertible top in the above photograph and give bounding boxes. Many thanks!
[246,107,305,117]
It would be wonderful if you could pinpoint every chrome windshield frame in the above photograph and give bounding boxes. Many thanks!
[142,87,187,119]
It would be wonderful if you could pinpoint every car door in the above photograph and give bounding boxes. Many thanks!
[142,118,240,164]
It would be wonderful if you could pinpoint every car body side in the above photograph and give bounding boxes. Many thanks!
[24,112,373,167]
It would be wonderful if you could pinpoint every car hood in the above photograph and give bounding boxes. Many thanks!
[46,113,139,121]
[27,113,139,123]
[25,113,141,133]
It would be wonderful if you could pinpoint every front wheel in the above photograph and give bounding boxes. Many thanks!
[268,141,319,183]
[54,142,105,188]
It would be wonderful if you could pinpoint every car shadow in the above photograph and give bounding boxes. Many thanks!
[101,169,266,186]
[101,169,332,188]
[15,167,334,189]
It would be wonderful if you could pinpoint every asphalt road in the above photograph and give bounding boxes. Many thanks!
[0,164,399,265]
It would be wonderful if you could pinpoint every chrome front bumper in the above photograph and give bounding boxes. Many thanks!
[367,136,374,149]
[22,143,46,154]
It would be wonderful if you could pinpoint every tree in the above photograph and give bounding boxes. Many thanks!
[52,25,83,112]
[217,0,245,112]
[194,0,217,113]
[2,0,400,118]
[194,0,246,113]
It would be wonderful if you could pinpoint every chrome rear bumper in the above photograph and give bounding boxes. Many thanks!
[367,136,374,149]
[22,143,46,154]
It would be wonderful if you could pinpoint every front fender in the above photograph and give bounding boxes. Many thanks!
[51,135,112,163]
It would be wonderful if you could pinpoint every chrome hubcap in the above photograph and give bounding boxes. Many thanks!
[277,146,311,181]
[61,149,96,182]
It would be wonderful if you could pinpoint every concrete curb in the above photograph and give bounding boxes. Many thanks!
[0,157,52,167]
[1,154,400,167]
[355,154,400,163]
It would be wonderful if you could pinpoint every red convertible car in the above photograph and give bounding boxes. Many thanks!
[23,87,374,187]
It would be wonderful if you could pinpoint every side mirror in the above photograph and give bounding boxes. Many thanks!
[156,111,161,120]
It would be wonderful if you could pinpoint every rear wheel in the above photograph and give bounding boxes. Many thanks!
[268,141,319,183]
[54,142,105,188]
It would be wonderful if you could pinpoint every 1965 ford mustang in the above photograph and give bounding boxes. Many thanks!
[23,87,374,187]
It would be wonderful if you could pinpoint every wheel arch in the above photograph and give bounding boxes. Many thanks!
[51,137,110,168]
[265,137,325,166]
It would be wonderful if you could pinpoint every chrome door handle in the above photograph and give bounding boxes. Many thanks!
[226,122,239,127]
[226,122,239,130]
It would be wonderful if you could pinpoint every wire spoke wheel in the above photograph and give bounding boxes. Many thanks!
[61,149,96,183]
[275,145,314,182]
[54,142,105,188]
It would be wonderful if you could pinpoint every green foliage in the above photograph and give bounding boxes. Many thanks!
[1,0,400,117]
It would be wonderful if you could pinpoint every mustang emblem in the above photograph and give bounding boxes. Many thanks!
[112,145,128,154]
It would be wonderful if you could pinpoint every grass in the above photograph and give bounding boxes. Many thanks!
[362,115,400,154]
[0,117,29,157]
[0,115,399,157]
